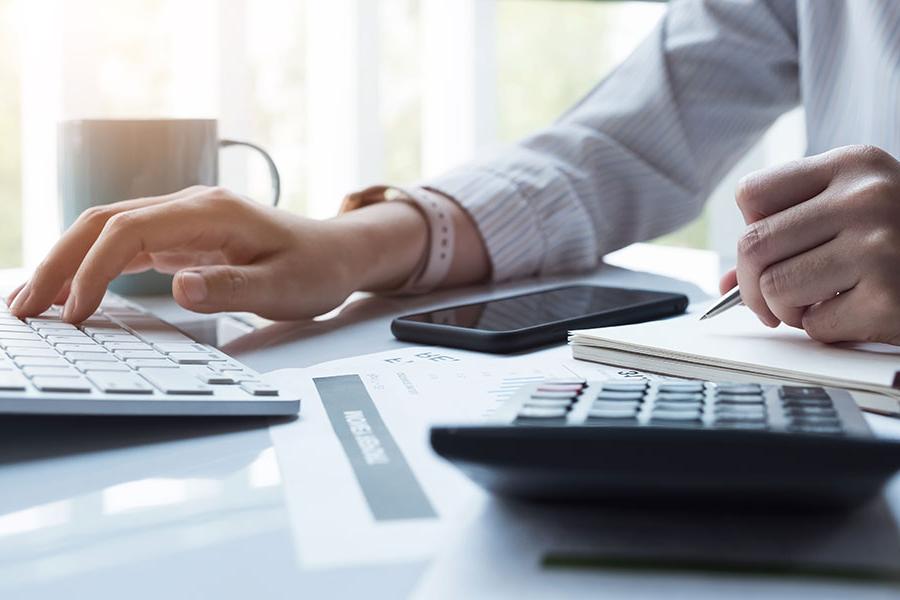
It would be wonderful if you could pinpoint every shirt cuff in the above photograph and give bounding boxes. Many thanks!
[423,157,599,283]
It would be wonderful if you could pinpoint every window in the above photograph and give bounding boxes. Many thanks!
[1,0,803,273]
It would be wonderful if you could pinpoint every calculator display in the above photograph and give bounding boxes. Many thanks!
[401,285,679,331]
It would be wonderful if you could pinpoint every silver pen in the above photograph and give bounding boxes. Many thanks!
[699,285,742,320]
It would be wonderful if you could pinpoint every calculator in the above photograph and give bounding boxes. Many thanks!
[430,378,900,509]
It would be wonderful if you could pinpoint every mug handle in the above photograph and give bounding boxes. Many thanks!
[219,138,281,207]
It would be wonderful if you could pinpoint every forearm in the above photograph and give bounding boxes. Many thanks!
[332,198,490,293]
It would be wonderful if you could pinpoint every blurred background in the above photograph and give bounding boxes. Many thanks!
[0,0,804,274]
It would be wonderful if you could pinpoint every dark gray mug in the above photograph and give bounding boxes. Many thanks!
[58,119,280,295]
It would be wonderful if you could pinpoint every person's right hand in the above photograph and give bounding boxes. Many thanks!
[6,186,366,322]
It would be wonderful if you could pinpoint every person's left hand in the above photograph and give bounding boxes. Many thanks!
[719,144,900,345]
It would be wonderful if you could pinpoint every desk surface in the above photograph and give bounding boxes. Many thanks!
[1,245,898,599]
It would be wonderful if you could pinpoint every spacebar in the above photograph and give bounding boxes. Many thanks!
[113,315,193,343]
[140,368,213,395]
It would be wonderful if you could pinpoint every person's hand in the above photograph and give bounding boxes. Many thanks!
[719,145,900,345]
[6,186,368,322]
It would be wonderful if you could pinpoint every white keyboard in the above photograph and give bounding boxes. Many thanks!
[0,295,299,416]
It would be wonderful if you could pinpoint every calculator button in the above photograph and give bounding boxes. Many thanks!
[595,391,645,402]
[782,398,832,409]
[654,401,703,412]
[715,394,765,405]
[536,384,583,393]
[602,380,648,392]
[517,406,569,419]
[715,413,767,424]
[715,421,768,431]
[587,407,638,420]
[787,423,843,435]
[530,391,578,400]
[592,400,641,411]
[717,384,762,395]
[784,407,837,418]
[788,416,841,427]
[523,398,572,410]
[656,392,704,403]
[650,409,702,421]
[658,382,705,393]
[779,386,829,400]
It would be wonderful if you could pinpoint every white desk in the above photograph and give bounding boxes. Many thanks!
[0,245,898,599]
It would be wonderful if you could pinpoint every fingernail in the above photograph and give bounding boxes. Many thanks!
[180,272,208,304]
[62,295,77,322]
[10,283,31,313]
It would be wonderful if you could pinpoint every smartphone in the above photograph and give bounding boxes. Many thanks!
[391,284,688,354]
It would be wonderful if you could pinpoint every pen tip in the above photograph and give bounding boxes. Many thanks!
[699,314,709,321]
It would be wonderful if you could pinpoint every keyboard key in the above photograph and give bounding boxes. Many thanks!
[0,371,27,390]
[5,348,60,358]
[154,342,210,354]
[715,413,767,424]
[788,416,841,427]
[1,340,50,349]
[113,350,164,360]
[56,344,107,354]
[103,342,152,351]
[240,381,280,396]
[717,384,762,395]
[87,371,154,394]
[168,352,220,365]
[14,356,70,368]
[32,376,92,393]
[93,333,140,342]
[114,316,192,343]
[30,322,77,331]
[139,368,213,395]
[127,358,177,368]
[0,332,42,342]
[779,386,829,400]
[658,382,705,393]
[517,406,568,419]
[0,324,32,334]
[196,371,239,385]
[66,351,119,363]
[44,333,92,344]
[76,361,131,372]
[22,366,79,378]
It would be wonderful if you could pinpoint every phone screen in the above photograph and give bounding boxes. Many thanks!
[399,285,680,332]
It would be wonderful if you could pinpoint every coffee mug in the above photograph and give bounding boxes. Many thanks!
[58,119,280,295]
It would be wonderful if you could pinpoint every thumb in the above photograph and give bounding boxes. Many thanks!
[719,268,738,295]
[173,265,270,313]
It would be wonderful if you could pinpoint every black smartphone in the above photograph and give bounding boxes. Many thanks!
[391,285,689,353]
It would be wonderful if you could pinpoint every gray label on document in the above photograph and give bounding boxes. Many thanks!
[314,374,437,521]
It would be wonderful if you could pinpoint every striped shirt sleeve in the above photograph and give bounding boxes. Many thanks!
[425,0,800,282]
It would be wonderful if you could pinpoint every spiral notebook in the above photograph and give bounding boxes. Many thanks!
[569,302,900,415]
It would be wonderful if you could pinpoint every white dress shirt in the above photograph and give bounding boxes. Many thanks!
[424,0,900,282]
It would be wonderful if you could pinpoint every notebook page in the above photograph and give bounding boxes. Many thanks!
[571,303,900,392]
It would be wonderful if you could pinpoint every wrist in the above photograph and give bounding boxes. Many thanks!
[331,200,428,292]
